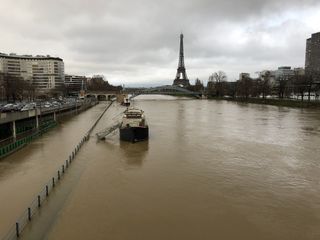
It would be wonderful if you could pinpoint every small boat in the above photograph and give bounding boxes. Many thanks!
[120,108,149,142]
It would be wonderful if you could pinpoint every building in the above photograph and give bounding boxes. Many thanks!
[274,66,294,80]
[256,67,304,86]
[239,73,250,80]
[0,52,64,91]
[65,74,86,92]
[293,67,305,76]
[0,73,4,100]
[305,32,320,80]
[258,70,276,85]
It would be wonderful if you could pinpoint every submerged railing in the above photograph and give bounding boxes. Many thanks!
[1,101,113,240]
[1,135,86,240]
[0,121,57,158]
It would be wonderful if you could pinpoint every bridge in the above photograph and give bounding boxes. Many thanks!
[125,85,202,99]
[84,86,202,101]
[84,91,118,101]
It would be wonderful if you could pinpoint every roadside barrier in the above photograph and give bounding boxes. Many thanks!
[1,101,113,240]
[0,121,57,159]
[0,100,98,159]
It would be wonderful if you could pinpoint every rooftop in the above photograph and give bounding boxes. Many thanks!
[0,52,63,61]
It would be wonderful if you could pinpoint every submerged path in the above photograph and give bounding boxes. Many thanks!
[0,103,110,238]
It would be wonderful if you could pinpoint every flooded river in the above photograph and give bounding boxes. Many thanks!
[1,96,320,240]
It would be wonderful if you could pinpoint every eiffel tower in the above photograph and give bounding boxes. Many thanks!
[173,33,190,87]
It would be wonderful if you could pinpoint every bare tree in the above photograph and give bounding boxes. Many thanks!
[194,78,204,92]
[292,74,308,102]
[207,74,215,95]
[276,76,289,99]
[0,73,37,102]
[236,76,253,99]
[87,75,122,92]
[259,71,272,99]
[212,71,227,97]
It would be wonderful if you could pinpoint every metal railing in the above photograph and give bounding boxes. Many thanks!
[1,101,113,240]
[0,100,98,157]
[1,135,87,240]
[0,122,57,158]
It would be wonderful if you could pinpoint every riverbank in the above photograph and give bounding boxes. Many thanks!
[208,97,320,109]
[0,103,109,238]
[0,99,98,159]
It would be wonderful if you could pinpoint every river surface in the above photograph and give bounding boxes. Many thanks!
[1,96,320,240]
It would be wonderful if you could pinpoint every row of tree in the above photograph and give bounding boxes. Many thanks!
[205,71,320,102]
[0,73,123,102]
[87,75,122,92]
[0,73,36,102]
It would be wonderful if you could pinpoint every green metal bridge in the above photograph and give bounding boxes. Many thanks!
[128,85,202,99]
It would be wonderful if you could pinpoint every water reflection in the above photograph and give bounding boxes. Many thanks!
[2,98,320,240]
[119,140,149,166]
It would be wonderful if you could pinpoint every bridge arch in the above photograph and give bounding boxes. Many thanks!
[97,95,107,101]
[108,94,116,100]
[86,94,97,99]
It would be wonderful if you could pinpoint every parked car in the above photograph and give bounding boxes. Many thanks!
[15,103,25,111]
[43,103,52,108]
[1,103,16,112]
[21,103,36,111]
[52,101,61,108]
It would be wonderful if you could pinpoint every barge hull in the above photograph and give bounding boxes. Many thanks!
[120,127,149,142]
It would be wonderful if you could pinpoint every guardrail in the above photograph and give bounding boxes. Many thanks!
[1,101,113,240]
[0,121,57,158]
[0,100,98,158]
[1,135,86,240]
[0,100,95,125]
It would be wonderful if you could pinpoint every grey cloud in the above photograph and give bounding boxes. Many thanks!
[1,0,319,85]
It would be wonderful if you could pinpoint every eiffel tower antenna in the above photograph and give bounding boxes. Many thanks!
[173,33,190,87]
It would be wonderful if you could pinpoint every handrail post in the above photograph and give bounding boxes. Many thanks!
[37,195,41,207]
[28,207,31,221]
[16,222,19,238]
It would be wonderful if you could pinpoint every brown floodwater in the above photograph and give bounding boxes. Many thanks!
[1,96,320,240]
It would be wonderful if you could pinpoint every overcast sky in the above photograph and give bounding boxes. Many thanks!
[1,0,320,86]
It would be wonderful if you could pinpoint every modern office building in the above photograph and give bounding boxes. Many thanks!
[274,66,294,80]
[305,32,320,79]
[0,52,64,91]
[65,74,86,92]
[256,67,304,85]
